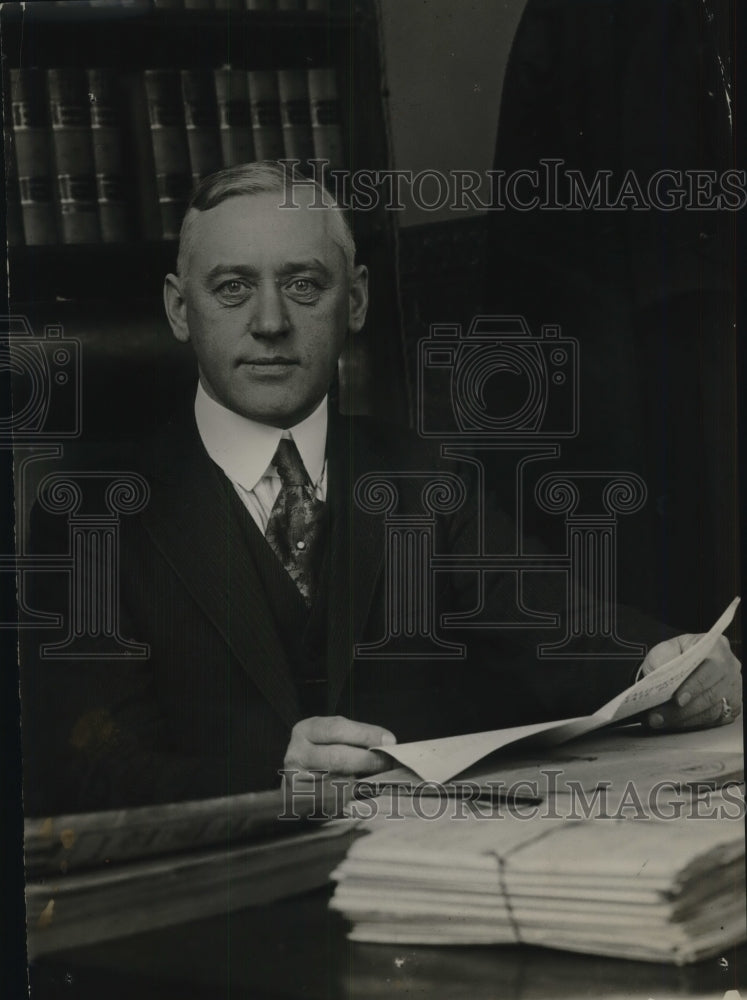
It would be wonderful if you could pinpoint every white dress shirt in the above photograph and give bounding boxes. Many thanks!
[194,383,328,534]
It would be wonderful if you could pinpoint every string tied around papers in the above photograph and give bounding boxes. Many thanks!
[374,597,741,785]
[491,822,566,945]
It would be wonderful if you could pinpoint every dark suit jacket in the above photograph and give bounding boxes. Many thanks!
[21,408,673,814]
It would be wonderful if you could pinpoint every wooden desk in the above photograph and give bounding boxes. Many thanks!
[27,726,745,998]
[30,886,745,1000]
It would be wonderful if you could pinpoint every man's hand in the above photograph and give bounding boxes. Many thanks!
[283,715,397,778]
[640,634,742,731]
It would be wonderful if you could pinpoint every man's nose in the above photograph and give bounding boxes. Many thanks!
[250,281,290,338]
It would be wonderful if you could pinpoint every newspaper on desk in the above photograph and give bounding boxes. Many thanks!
[373,597,741,784]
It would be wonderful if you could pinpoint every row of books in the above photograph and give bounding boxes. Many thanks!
[5,65,346,246]
[41,1,339,10]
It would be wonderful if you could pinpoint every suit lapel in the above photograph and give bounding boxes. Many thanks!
[140,415,300,729]
[325,412,387,710]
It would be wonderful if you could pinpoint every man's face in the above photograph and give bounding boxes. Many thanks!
[164,191,368,427]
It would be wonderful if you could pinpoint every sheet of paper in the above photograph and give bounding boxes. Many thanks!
[365,724,744,798]
[374,598,740,783]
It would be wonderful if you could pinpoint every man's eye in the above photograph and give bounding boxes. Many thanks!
[215,280,249,303]
[221,281,245,294]
[286,278,321,301]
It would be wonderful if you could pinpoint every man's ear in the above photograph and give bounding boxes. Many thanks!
[163,273,190,344]
[348,265,369,334]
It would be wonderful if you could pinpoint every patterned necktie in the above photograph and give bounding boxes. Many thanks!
[265,437,326,606]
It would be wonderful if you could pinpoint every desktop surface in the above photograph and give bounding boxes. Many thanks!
[29,886,745,1000]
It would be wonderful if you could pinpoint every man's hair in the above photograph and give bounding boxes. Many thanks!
[176,160,356,279]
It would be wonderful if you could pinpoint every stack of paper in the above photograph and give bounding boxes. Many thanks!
[330,812,745,964]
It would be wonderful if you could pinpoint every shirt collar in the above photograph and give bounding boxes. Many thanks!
[194,383,328,491]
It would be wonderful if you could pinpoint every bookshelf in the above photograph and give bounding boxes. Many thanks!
[0,6,350,69]
[1,0,409,422]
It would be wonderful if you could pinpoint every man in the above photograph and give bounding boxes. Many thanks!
[22,162,741,814]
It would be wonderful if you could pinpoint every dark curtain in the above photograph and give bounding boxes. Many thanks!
[484,0,737,631]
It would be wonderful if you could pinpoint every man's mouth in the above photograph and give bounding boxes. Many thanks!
[239,357,298,367]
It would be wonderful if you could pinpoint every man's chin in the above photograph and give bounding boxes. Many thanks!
[230,396,322,429]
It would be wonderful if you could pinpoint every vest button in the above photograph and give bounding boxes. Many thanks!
[296,539,306,550]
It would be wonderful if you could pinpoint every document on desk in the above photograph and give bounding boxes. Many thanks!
[374,597,740,784]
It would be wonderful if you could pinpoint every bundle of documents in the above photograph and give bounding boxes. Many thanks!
[330,811,746,964]
[25,787,358,957]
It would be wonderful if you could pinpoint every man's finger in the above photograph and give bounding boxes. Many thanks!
[647,693,739,731]
[305,743,393,776]
[671,700,737,729]
[673,658,727,708]
[303,715,396,749]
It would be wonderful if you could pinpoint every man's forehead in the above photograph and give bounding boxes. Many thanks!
[187,191,342,265]
[197,189,331,234]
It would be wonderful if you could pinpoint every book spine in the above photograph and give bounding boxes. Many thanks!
[184,0,214,8]
[89,1,150,7]
[277,0,303,8]
[48,68,101,244]
[307,67,345,171]
[89,1,150,8]
[153,0,184,8]
[247,70,284,160]
[214,67,255,167]
[181,70,223,185]
[144,69,192,240]
[244,0,276,11]
[277,68,314,167]
[126,72,160,240]
[10,69,58,246]
[3,135,24,248]
[3,72,25,247]
[306,0,331,10]
[214,0,242,8]
[87,68,129,242]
